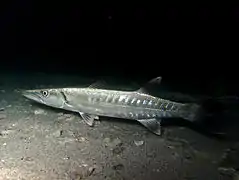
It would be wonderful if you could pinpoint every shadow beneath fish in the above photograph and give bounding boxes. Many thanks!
[29,101,78,115]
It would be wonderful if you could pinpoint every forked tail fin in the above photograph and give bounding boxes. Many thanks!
[180,103,205,122]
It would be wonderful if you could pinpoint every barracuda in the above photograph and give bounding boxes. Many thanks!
[22,77,203,135]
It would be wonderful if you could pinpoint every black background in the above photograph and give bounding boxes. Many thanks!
[0,2,238,94]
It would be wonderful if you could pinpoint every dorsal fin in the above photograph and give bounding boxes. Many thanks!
[137,77,162,94]
[88,80,108,89]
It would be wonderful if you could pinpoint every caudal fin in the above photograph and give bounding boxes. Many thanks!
[180,103,205,122]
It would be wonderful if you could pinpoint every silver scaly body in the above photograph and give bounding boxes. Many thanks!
[62,88,182,120]
[22,77,202,135]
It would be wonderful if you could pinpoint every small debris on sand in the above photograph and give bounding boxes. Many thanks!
[51,130,64,138]
[112,138,122,147]
[112,164,124,170]
[34,109,45,115]
[69,165,96,179]
[103,137,111,146]
[77,137,87,142]
[88,166,95,176]
[0,129,14,136]
[63,156,70,160]
[103,138,122,148]
[134,140,144,146]
[21,157,34,162]
[103,137,125,155]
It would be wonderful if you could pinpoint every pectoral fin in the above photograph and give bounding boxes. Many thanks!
[79,112,99,126]
[138,118,162,135]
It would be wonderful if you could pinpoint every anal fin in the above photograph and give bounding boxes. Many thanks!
[79,112,99,126]
[138,118,162,135]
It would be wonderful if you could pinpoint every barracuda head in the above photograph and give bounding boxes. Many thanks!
[22,88,66,108]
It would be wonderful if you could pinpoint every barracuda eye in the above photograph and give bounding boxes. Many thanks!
[41,90,49,97]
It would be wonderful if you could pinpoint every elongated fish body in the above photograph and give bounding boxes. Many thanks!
[22,77,203,135]
[62,88,182,120]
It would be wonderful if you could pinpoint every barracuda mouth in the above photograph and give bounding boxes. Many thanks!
[22,91,44,104]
